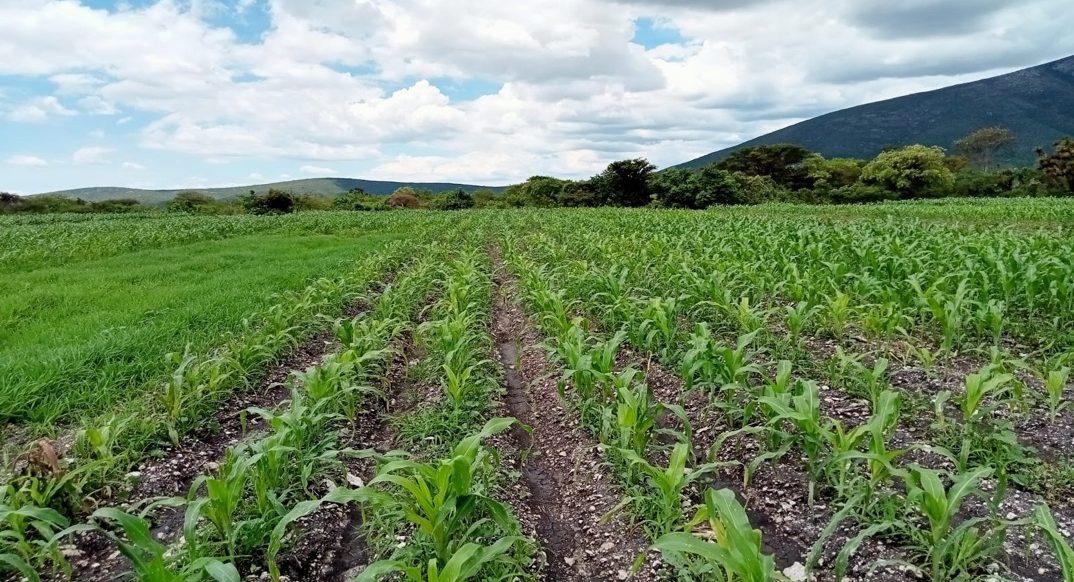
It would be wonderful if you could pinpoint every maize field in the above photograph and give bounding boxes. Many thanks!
[2,200,1074,582]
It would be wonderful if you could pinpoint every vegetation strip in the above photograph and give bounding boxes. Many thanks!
[490,252,658,580]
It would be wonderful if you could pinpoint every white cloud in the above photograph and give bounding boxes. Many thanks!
[79,95,118,115]
[300,164,338,175]
[72,146,113,164]
[0,0,1071,188]
[122,161,146,170]
[6,96,77,122]
[4,155,48,166]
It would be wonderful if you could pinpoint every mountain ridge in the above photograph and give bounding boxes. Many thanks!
[34,177,505,204]
[674,55,1074,169]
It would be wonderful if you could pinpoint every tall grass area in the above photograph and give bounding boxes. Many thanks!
[0,232,394,426]
[0,211,405,272]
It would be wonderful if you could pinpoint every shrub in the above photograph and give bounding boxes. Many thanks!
[433,188,475,210]
[386,189,425,209]
[242,189,295,215]
[166,191,218,213]
[860,144,955,199]
[591,158,656,207]
[1037,138,1074,195]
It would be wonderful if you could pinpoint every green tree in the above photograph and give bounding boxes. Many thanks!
[1037,138,1074,195]
[696,166,749,206]
[650,168,703,208]
[167,191,217,213]
[471,189,504,208]
[955,127,1016,172]
[715,144,815,190]
[434,188,475,210]
[242,189,295,215]
[860,145,955,199]
[805,156,863,190]
[591,158,656,207]
[0,192,22,213]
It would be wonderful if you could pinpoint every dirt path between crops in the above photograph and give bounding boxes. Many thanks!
[490,250,659,582]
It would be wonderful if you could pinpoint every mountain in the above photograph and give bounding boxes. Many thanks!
[675,55,1074,169]
[35,177,505,204]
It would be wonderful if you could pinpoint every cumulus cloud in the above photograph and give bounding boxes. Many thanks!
[72,146,113,164]
[844,0,1013,39]
[6,96,77,122]
[4,155,48,166]
[0,0,1071,188]
[299,164,338,175]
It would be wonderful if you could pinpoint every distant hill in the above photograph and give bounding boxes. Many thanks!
[35,178,505,204]
[675,55,1074,169]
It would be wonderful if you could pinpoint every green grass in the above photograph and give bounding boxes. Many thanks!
[0,232,394,426]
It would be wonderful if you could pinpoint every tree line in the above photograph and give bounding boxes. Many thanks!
[3,129,1072,215]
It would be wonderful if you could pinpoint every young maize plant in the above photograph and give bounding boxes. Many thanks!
[357,417,533,581]
[1045,366,1071,422]
[896,466,1006,581]
[1034,504,1074,582]
[783,300,818,346]
[0,487,71,582]
[653,488,783,582]
[615,442,729,537]
[58,506,239,582]
[931,365,1030,501]
[758,380,828,505]
[601,369,660,457]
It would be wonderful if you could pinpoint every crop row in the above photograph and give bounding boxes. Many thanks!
[0,238,419,580]
[351,244,537,580]
[500,224,1074,581]
[513,216,1074,492]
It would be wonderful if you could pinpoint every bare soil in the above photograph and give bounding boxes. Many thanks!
[491,255,660,581]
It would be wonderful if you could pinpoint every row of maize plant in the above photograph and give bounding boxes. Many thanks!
[353,240,537,581]
[0,240,421,581]
[515,211,1073,492]
[500,214,1074,581]
[501,235,787,581]
[519,209,1074,364]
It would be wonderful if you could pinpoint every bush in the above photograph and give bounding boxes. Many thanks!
[860,145,955,199]
[715,144,815,190]
[386,189,426,209]
[242,189,295,215]
[1037,138,1074,195]
[433,188,475,210]
[167,191,219,213]
[294,194,333,211]
[334,188,385,211]
[591,158,656,207]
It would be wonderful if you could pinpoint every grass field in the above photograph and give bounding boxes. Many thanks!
[0,232,395,425]
[2,201,1073,582]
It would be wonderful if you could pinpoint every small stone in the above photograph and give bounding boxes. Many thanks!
[782,562,807,582]
[599,542,615,552]
[1005,511,1017,520]
[617,569,629,580]
[346,473,364,487]
[564,557,576,567]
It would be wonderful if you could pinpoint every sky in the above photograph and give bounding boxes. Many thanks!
[1,0,1072,194]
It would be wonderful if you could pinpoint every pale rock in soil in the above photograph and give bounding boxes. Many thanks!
[782,562,807,582]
